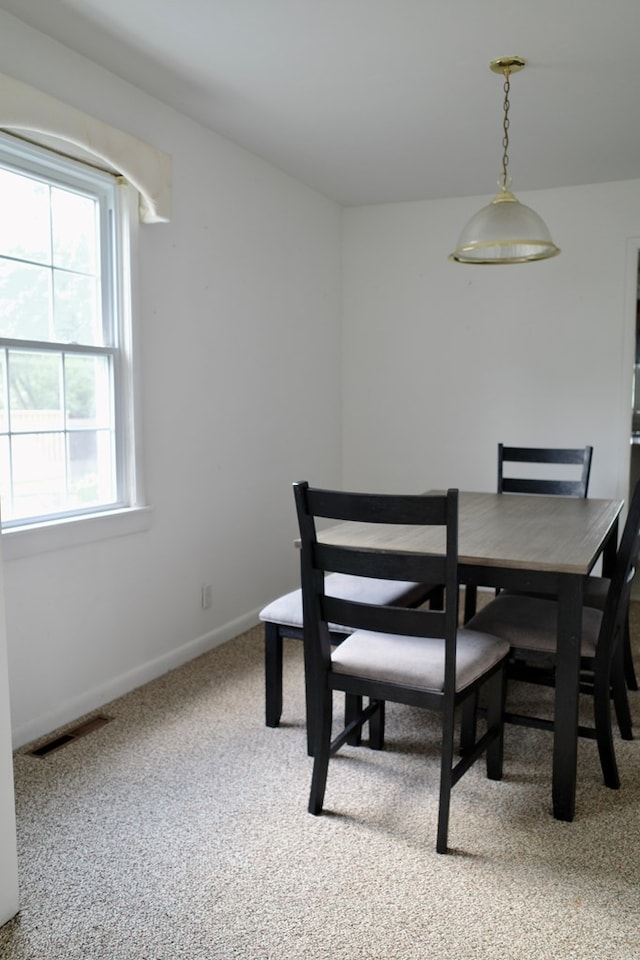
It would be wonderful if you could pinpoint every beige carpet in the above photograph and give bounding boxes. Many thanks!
[1,607,640,959]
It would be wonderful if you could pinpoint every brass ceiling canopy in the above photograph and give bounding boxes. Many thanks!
[489,55,525,75]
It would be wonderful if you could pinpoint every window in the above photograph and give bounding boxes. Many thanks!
[0,133,136,531]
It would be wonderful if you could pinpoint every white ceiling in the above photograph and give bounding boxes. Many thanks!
[1,0,640,206]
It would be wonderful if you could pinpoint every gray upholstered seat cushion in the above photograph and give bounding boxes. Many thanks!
[465,593,602,658]
[259,574,432,632]
[330,628,509,694]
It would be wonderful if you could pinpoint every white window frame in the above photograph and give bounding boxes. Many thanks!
[0,133,151,559]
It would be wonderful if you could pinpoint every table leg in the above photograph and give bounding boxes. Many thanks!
[552,573,584,821]
[463,584,478,623]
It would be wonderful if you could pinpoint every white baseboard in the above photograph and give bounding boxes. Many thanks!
[12,608,261,750]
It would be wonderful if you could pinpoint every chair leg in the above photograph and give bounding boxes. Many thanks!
[611,646,633,741]
[485,669,506,781]
[369,699,385,750]
[623,613,638,691]
[303,642,318,757]
[345,694,363,745]
[437,703,456,854]
[463,585,478,623]
[264,622,283,728]
[594,661,620,789]
[459,690,478,755]
[309,686,333,815]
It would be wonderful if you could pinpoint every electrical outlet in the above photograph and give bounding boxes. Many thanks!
[201,583,212,609]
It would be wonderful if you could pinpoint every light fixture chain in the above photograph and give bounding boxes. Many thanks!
[501,69,511,190]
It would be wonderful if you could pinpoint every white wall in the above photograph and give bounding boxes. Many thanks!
[342,183,640,501]
[0,12,343,747]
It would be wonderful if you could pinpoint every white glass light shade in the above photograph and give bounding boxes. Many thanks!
[449,189,560,263]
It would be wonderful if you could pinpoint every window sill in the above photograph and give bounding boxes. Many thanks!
[1,506,154,560]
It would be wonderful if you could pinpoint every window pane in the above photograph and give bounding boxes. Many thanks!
[65,354,112,425]
[0,168,50,263]
[0,434,11,520]
[0,260,52,340]
[68,429,115,506]
[11,432,66,520]
[0,350,6,433]
[51,187,97,274]
[9,351,64,428]
[54,271,101,345]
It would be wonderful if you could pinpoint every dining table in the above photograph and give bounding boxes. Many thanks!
[315,489,624,822]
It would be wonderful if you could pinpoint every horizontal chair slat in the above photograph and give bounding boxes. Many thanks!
[315,542,447,583]
[502,478,585,496]
[304,488,449,525]
[322,596,447,637]
[501,447,588,465]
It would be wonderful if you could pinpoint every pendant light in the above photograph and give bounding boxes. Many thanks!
[449,56,560,264]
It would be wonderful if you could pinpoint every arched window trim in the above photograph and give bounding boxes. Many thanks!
[0,71,171,223]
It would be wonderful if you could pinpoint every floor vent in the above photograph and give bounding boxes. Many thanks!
[28,715,112,757]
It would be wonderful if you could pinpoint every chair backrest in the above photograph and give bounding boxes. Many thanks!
[597,480,640,668]
[293,483,459,686]
[497,444,593,497]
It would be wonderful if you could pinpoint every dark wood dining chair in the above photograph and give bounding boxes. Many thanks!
[463,443,594,623]
[293,482,509,854]
[494,443,637,692]
[464,478,640,791]
[260,575,442,754]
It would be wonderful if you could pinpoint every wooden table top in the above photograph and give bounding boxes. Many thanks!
[317,490,623,576]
